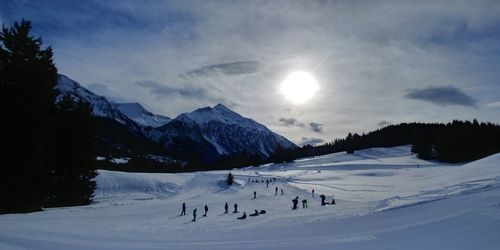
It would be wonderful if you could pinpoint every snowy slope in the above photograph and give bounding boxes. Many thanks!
[149,104,296,157]
[1,145,500,249]
[114,103,171,128]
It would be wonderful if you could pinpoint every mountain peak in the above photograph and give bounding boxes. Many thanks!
[182,103,245,126]
[114,102,171,128]
[214,103,229,110]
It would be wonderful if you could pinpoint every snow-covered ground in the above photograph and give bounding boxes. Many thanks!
[1,145,500,249]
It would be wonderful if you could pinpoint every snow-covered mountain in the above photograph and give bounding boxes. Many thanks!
[56,74,296,163]
[114,103,171,128]
[149,104,296,159]
[56,74,139,130]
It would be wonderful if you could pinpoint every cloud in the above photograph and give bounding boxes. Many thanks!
[405,86,477,107]
[136,80,207,99]
[5,1,500,143]
[278,118,304,127]
[187,61,260,77]
[299,137,325,146]
[377,120,392,127]
[485,101,500,108]
[87,82,129,103]
[309,122,324,133]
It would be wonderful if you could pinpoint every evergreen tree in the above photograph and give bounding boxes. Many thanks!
[0,20,97,213]
[226,172,234,186]
[46,95,97,207]
[1,20,57,213]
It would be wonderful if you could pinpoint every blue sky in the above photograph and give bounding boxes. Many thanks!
[2,0,500,145]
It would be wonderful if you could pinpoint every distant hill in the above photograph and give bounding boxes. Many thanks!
[271,120,500,163]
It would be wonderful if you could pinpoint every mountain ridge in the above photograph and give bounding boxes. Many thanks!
[56,74,296,166]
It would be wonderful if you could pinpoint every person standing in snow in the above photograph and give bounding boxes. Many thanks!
[204,204,208,217]
[302,199,308,208]
[192,208,197,222]
[292,196,299,209]
[253,190,257,199]
[181,202,186,216]
[275,186,278,196]
[233,203,239,213]
[312,189,315,198]
[224,202,229,214]
[266,180,269,188]
[281,188,284,195]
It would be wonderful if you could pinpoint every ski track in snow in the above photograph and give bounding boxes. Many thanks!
[1,145,500,249]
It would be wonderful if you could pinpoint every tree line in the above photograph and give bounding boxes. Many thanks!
[109,119,500,173]
[267,120,500,164]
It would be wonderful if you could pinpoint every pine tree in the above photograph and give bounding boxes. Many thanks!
[1,20,58,213]
[46,95,97,207]
[1,20,97,213]
[226,172,234,186]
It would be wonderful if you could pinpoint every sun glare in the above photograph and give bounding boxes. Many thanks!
[280,71,319,104]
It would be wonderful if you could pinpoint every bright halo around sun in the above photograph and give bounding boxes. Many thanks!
[280,71,319,104]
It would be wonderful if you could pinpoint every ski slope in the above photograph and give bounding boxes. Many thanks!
[1,146,500,249]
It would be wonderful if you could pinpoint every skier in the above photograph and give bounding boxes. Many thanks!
[331,197,336,205]
[233,203,239,213]
[292,196,299,209]
[250,209,260,217]
[302,199,308,208]
[181,202,186,216]
[224,202,229,214]
[320,194,326,206]
[237,212,247,220]
[204,204,208,217]
[281,188,284,195]
[259,209,266,214]
[253,190,257,199]
[312,189,315,198]
[266,180,269,188]
[273,177,276,182]
[192,208,197,222]
[275,186,278,196]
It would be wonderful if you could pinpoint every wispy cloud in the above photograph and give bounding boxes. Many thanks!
[405,86,477,107]
[87,82,129,103]
[300,137,325,146]
[278,118,304,127]
[485,101,500,108]
[187,61,260,77]
[136,80,207,99]
[377,120,392,127]
[308,122,324,133]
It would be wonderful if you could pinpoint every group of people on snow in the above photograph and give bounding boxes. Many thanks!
[182,202,241,221]
[181,177,335,222]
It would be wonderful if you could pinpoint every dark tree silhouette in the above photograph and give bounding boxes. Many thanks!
[268,120,500,164]
[46,95,97,207]
[226,172,234,186]
[1,20,97,213]
[1,20,58,213]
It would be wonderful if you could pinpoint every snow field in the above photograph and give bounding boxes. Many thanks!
[1,146,500,249]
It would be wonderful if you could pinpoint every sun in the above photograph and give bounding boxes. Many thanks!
[280,71,319,104]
